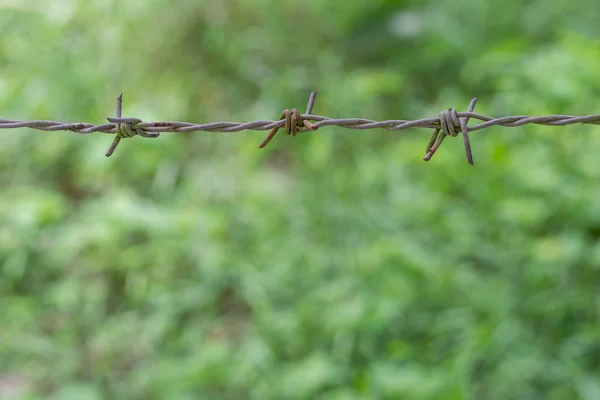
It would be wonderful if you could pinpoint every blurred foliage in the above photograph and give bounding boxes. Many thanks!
[1,0,600,399]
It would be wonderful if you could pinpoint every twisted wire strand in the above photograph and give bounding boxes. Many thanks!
[3,113,599,133]
[1,91,599,163]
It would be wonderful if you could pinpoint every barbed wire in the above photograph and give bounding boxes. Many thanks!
[1,91,599,164]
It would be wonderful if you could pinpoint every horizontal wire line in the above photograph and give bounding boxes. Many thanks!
[2,113,599,134]
[2,91,599,163]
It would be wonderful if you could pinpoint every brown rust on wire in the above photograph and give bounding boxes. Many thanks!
[258,91,319,148]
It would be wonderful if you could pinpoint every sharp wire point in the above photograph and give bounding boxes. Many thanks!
[105,93,124,157]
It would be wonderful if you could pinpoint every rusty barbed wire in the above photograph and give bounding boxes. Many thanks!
[1,91,599,164]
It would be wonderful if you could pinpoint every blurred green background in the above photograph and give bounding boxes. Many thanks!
[1,0,600,399]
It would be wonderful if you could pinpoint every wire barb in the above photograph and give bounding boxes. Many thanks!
[2,91,600,163]
[424,98,478,164]
[105,93,123,157]
[460,98,478,165]
[105,93,161,157]
[258,91,319,148]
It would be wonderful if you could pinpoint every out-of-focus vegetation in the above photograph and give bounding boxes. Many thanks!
[1,0,600,399]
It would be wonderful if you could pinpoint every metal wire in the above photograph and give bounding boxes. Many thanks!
[1,91,599,164]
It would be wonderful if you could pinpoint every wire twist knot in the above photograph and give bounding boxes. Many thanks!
[104,94,160,157]
[110,117,160,139]
[439,108,461,137]
[258,91,319,148]
[424,98,478,165]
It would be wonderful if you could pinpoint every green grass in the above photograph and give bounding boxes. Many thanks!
[1,0,600,399]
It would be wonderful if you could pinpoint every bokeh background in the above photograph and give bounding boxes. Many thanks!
[2,0,600,399]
